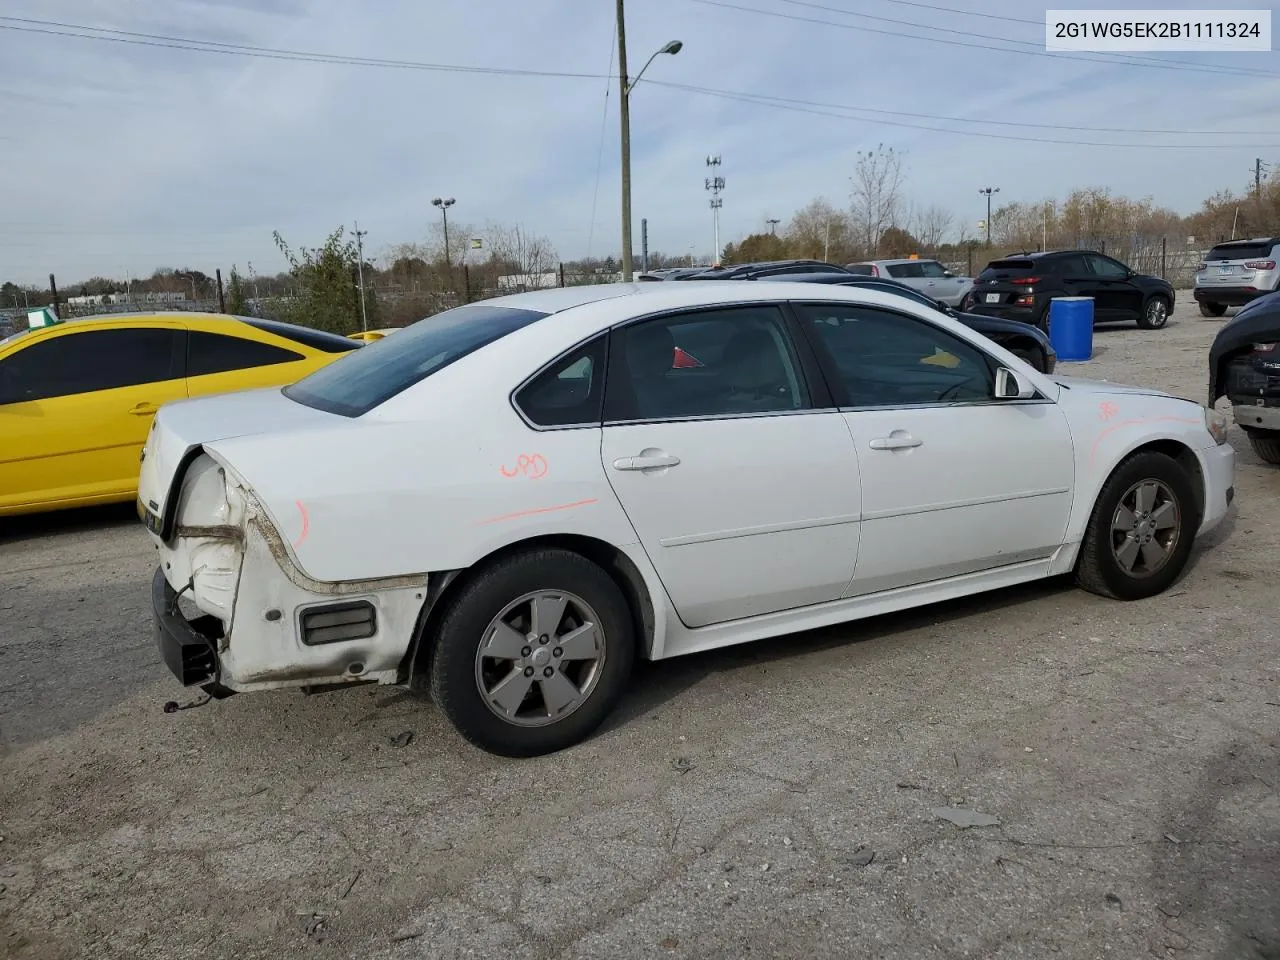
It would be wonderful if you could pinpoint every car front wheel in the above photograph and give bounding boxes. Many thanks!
[1137,296,1170,329]
[1198,301,1227,318]
[423,548,635,757]
[1075,451,1198,601]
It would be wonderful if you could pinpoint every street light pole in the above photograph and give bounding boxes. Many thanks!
[354,220,369,333]
[616,0,682,282]
[978,186,1000,247]
[432,197,456,267]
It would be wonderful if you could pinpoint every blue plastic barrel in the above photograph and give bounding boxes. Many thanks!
[1048,296,1094,362]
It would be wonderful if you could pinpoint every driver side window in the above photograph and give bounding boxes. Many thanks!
[795,303,995,408]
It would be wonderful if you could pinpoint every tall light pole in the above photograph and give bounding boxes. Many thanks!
[617,1,682,282]
[978,186,1000,247]
[353,220,369,333]
[767,218,780,235]
[432,197,456,267]
[705,155,724,266]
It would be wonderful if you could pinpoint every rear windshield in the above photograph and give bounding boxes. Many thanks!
[239,317,361,353]
[284,304,548,417]
[1206,241,1276,261]
[978,258,1036,279]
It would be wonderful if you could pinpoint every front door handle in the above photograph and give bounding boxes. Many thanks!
[869,435,922,451]
[129,402,159,416]
[612,453,681,471]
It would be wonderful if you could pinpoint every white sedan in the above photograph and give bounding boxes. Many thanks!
[139,282,1235,756]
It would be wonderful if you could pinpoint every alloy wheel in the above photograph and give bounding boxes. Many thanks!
[1110,479,1181,578]
[474,590,607,727]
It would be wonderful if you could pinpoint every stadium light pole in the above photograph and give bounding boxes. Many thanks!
[617,1,682,282]
[979,186,1000,247]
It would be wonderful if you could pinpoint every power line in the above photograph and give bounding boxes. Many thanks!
[690,0,1280,80]
[585,23,617,261]
[646,80,1280,148]
[5,14,1278,149]
[648,79,1268,137]
[0,17,607,80]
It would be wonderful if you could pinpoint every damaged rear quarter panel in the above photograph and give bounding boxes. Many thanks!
[201,404,639,585]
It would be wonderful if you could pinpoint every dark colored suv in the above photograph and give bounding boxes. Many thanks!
[964,250,1175,331]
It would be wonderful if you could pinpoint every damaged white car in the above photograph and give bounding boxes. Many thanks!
[141,282,1235,756]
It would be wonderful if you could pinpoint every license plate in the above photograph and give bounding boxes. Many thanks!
[985,293,1000,303]
[1219,266,1234,275]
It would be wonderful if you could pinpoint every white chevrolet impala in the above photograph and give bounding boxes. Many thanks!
[139,282,1235,756]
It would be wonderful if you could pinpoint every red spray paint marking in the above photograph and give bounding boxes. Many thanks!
[475,498,597,526]
[1088,415,1204,468]
[293,500,310,549]
[500,454,549,479]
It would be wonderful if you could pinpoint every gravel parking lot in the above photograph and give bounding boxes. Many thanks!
[2,297,1278,960]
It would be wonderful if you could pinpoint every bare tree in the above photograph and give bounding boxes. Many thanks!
[786,197,854,262]
[484,222,559,279]
[914,204,954,252]
[849,144,905,256]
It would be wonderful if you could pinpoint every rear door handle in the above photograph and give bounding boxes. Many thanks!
[869,435,922,450]
[129,402,158,416]
[612,454,681,471]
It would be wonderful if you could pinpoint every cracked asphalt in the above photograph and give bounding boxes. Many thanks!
[2,298,1278,960]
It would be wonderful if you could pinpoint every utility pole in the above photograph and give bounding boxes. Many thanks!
[705,155,724,266]
[640,217,649,273]
[616,0,633,281]
[978,186,1000,247]
[354,220,369,333]
[767,218,780,235]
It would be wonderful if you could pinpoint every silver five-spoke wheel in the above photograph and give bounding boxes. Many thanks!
[1110,479,1180,578]
[475,590,606,727]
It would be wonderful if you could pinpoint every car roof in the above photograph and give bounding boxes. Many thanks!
[857,258,941,265]
[1208,236,1280,248]
[471,284,647,313]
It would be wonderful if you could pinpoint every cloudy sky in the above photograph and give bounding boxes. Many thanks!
[1,0,1278,283]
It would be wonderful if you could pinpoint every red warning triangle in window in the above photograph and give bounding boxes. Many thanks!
[672,346,702,368]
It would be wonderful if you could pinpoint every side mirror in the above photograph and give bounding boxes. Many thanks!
[994,366,1037,400]
[943,271,955,278]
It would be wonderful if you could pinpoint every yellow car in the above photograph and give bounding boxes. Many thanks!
[0,312,359,517]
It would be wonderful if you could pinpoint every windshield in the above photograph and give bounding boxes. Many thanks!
[284,303,548,417]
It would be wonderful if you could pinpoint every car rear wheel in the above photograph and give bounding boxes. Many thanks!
[422,548,635,757]
[1075,451,1198,601]
[1198,301,1227,318]
[1137,297,1170,329]
[1247,430,1280,464]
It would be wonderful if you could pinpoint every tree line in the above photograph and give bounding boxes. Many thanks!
[5,148,1279,332]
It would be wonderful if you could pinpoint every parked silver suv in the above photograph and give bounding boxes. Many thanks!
[845,258,973,307]
[1193,237,1280,317]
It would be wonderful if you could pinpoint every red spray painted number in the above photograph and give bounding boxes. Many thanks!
[500,454,549,479]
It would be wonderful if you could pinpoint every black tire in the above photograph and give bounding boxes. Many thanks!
[1137,296,1170,329]
[1248,431,1280,465]
[421,548,635,757]
[1075,451,1199,601]
[1198,301,1227,318]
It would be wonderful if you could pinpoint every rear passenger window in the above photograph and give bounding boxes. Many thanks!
[887,263,923,279]
[187,331,303,377]
[604,306,808,422]
[515,336,607,427]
